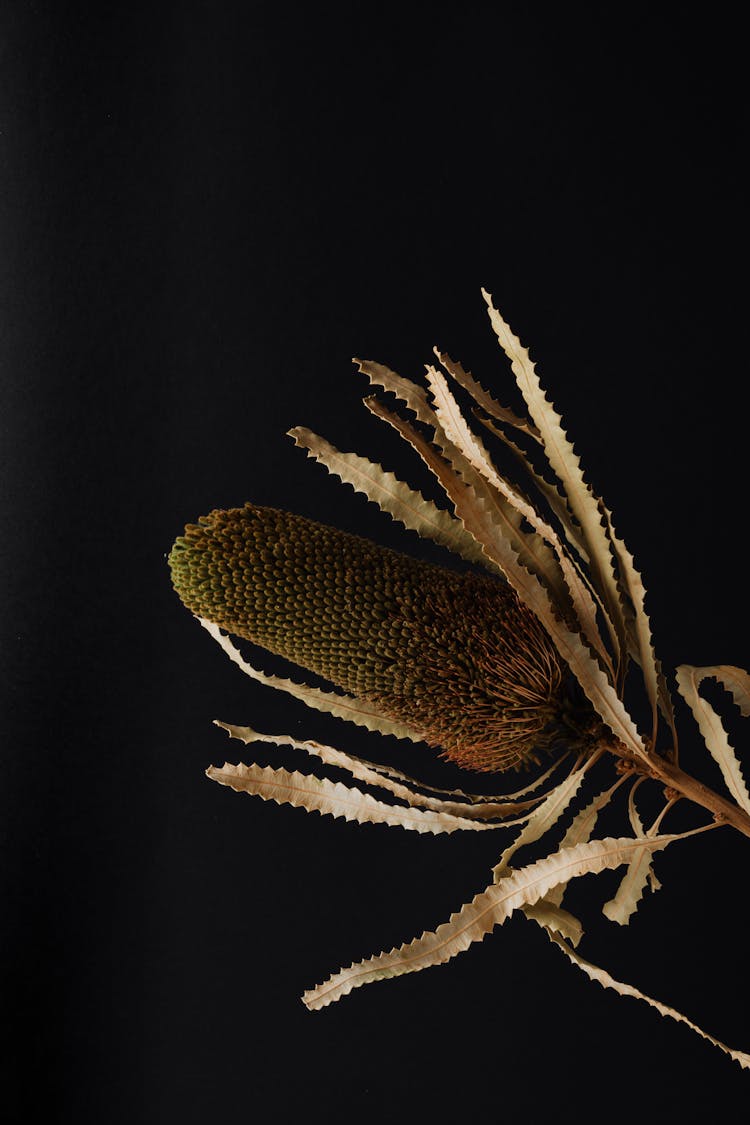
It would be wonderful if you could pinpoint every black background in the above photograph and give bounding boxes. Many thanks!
[3,4,749,1122]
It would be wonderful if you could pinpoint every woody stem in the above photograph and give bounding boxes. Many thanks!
[603,743,750,839]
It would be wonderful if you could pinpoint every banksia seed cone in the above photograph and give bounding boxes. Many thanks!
[169,503,597,772]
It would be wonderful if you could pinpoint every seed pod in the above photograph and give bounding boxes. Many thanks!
[168,503,594,771]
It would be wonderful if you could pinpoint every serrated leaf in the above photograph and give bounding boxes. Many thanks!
[329,745,572,806]
[213,723,534,823]
[363,398,646,759]
[676,664,750,816]
[359,363,561,596]
[482,290,627,663]
[206,761,501,834]
[302,831,692,1009]
[200,619,421,742]
[425,364,613,673]
[603,504,673,749]
[476,413,590,564]
[543,773,629,908]
[492,759,591,880]
[287,426,489,568]
[545,930,750,1071]
[433,347,541,443]
[522,901,583,947]
[354,357,435,424]
[424,364,573,608]
[476,412,625,672]
[602,780,658,925]
[693,665,750,716]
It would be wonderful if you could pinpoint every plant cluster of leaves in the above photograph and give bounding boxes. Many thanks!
[183,292,750,1068]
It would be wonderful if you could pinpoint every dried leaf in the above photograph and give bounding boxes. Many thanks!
[360,364,562,596]
[200,619,420,742]
[476,414,590,564]
[287,426,489,568]
[693,665,750,716]
[433,346,541,443]
[477,412,626,676]
[676,664,750,816]
[425,366,563,573]
[425,364,612,673]
[364,399,646,760]
[363,394,514,578]
[602,780,658,925]
[492,759,590,880]
[213,723,533,823]
[544,774,630,907]
[303,832,692,1009]
[546,930,750,1071]
[329,746,571,806]
[206,761,502,834]
[482,290,627,662]
[603,504,673,748]
[522,901,583,947]
[354,357,435,425]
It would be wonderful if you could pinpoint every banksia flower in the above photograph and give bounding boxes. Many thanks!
[169,503,598,772]
[169,291,750,1067]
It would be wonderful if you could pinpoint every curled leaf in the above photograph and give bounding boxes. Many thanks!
[676,664,750,816]
[303,831,697,1009]
[434,346,541,443]
[492,757,590,880]
[602,779,659,925]
[365,396,646,760]
[482,290,627,662]
[200,619,420,742]
[207,761,503,835]
[214,723,535,823]
[288,426,489,568]
[545,930,750,1071]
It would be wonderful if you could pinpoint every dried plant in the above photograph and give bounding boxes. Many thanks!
[169,291,750,1068]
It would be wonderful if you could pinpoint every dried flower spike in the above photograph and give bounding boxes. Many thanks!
[169,503,602,772]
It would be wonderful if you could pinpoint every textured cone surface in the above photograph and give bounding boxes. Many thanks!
[168,503,573,771]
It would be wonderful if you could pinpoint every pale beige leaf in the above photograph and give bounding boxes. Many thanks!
[694,665,750,717]
[602,780,657,925]
[433,347,541,443]
[200,619,420,742]
[544,775,629,907]
[492,759,590,880]
[482,290,627,661]
[363,394,517,579]
[356,358,500,526]
[287,426,489,568]
[546,931,750,1071]
[481,415,624,667]
[206,761,501,834]
[316,743,570,806]
[522,902,583,947]
[425,365,567,585]
[425,363,612,672]
[477,415,590,564]
[364,399,646,760]
[360,367,563,597]
[603,505,673,748]
[676,664,750,815]
[354,357,435,424]
[302,832,691,1009]
[390,753,575,806]
[213,723,533,824]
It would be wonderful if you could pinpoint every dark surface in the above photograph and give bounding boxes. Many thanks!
[2,6,749,1122]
